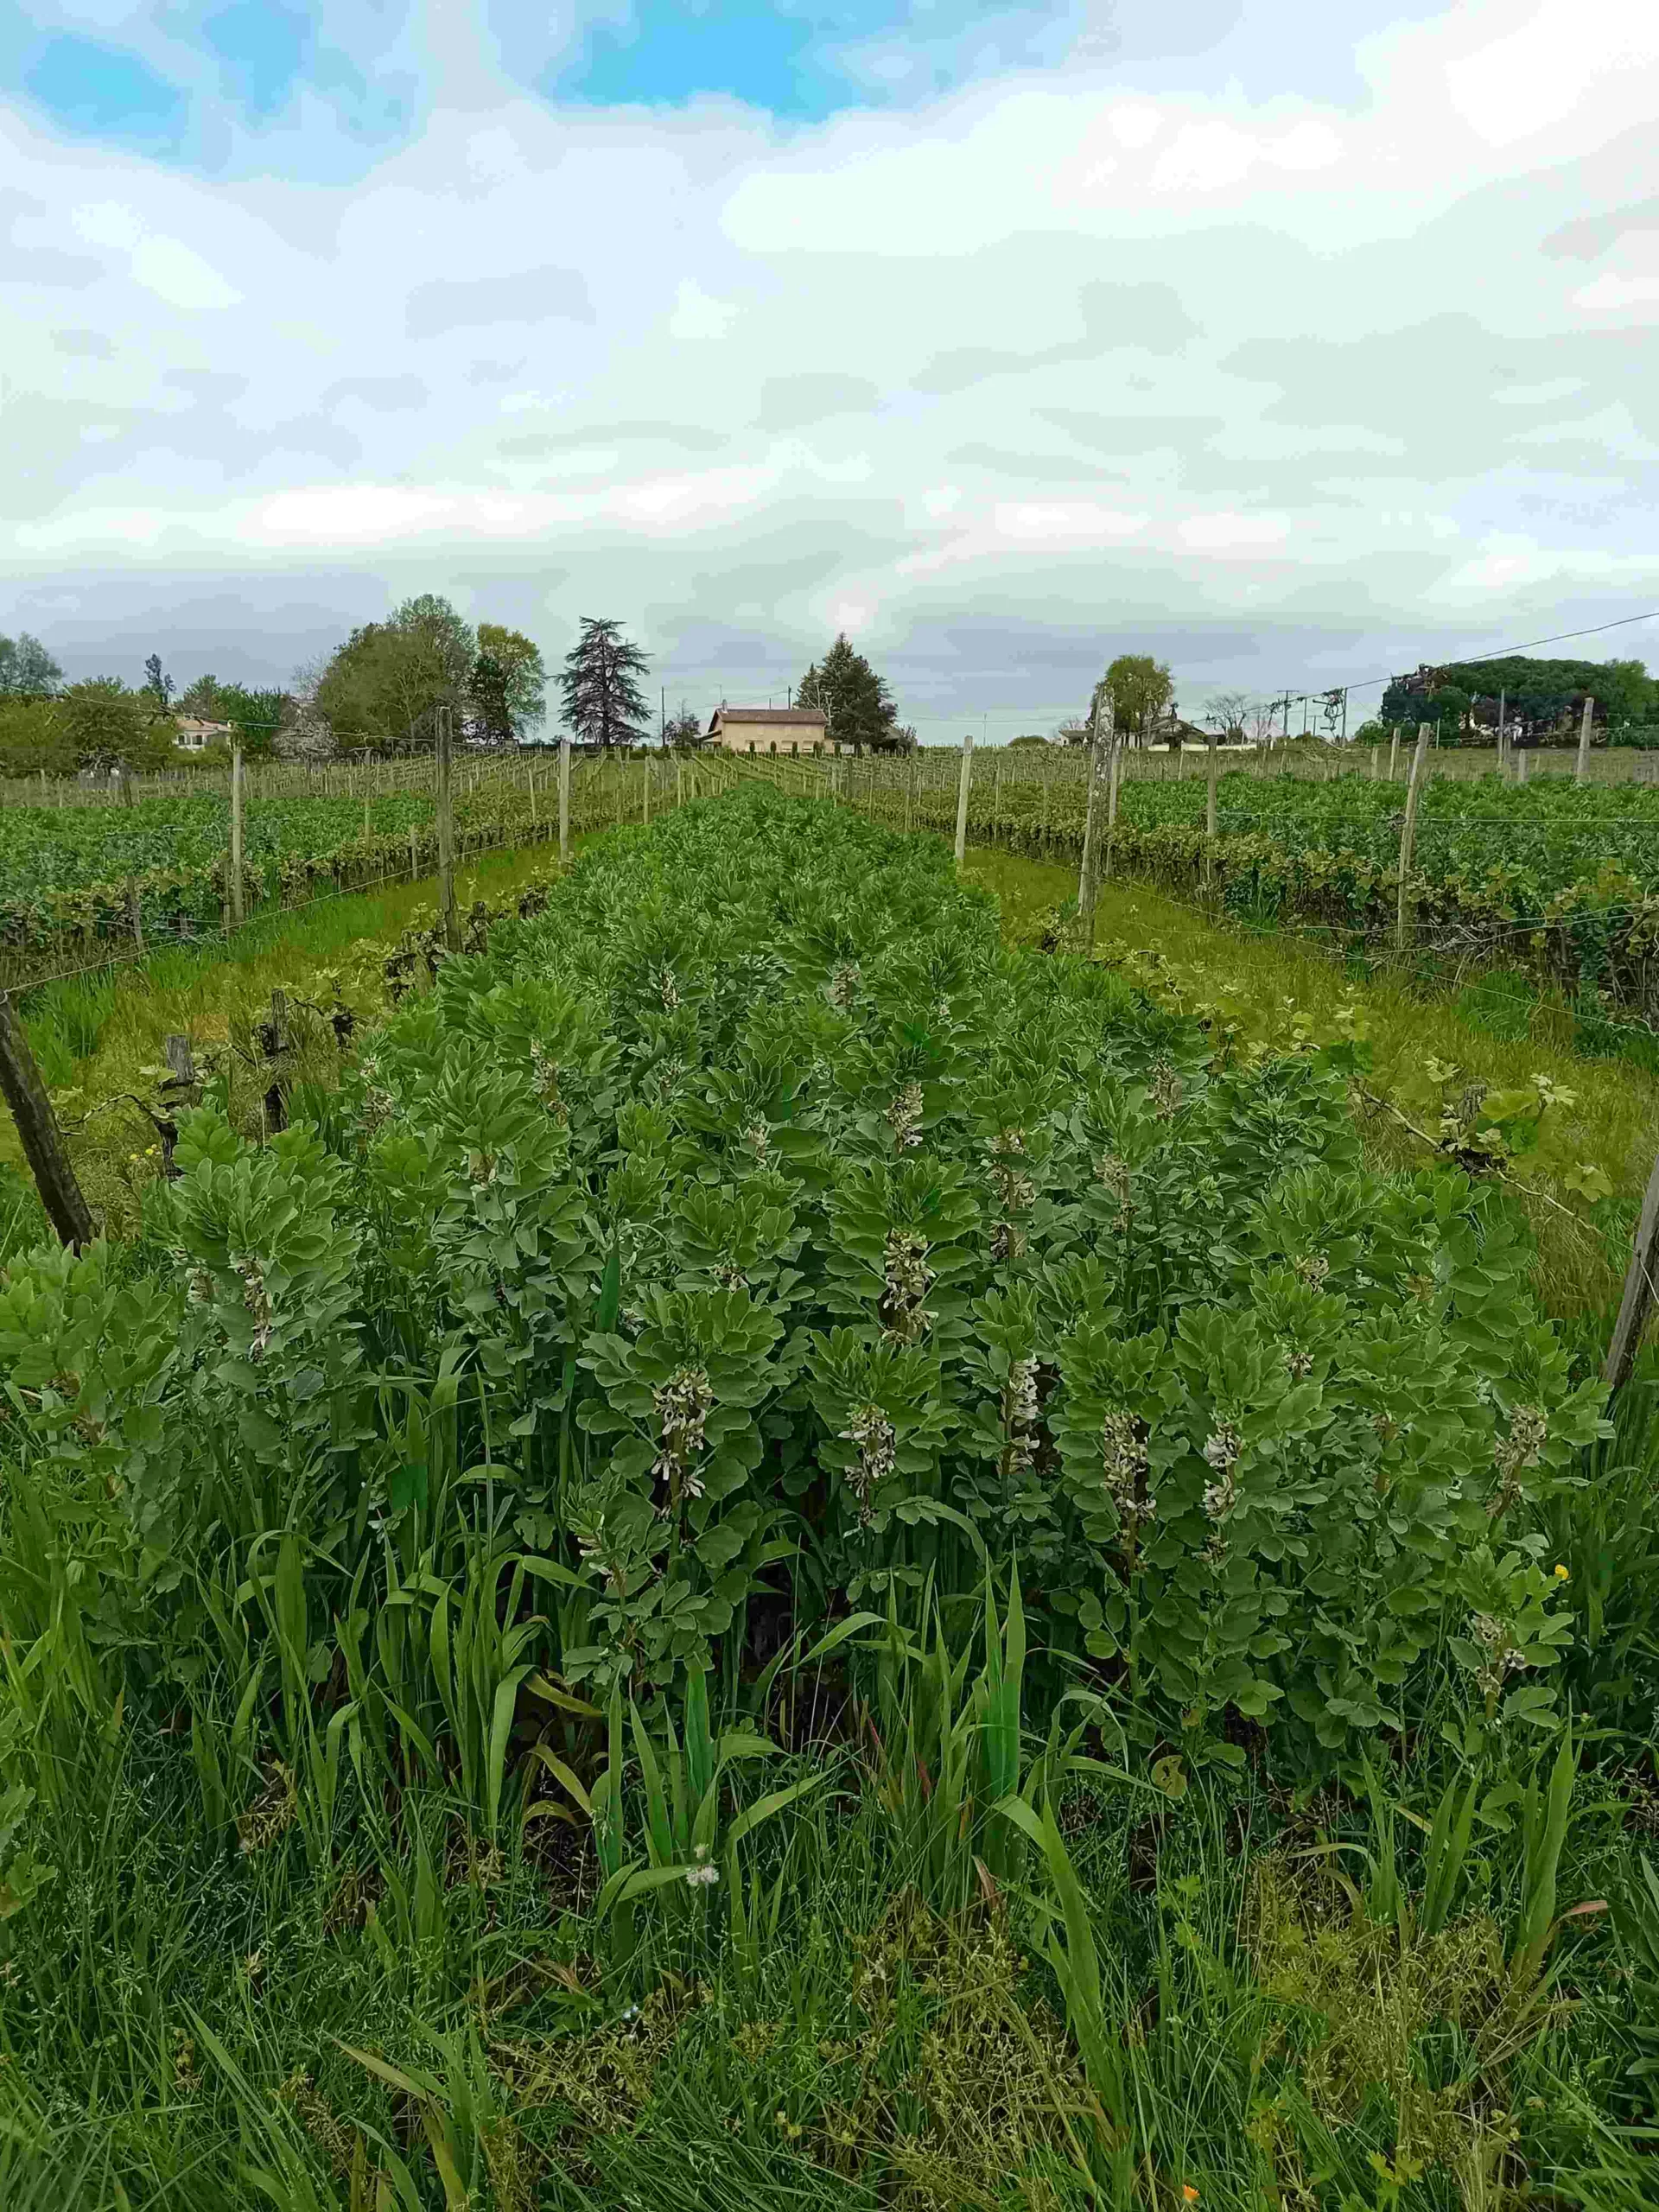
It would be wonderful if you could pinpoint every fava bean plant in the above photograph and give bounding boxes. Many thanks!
[0,790,1606,1855]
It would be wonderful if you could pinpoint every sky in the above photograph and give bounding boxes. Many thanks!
[3,0,1659,738]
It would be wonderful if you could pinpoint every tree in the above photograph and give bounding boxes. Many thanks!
[1203,690,1253,743]
[143,653,175,714]
[1380,654,1656,740]
[0,699,75,776]
[176,673,224,719]
[1090,655,1173,747]
[664,706,703,750]
[468,624,546,746]
[315,594,477,750]
[559,617,651,748]
[1009,734,1050,748]
[0,632,63,697]
[60,678,161,772]
[797,634,899,755]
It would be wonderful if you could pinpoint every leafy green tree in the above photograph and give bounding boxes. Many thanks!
[664,706,703,750]
[0,632,62,697]
[559,617,651,748]
[468,624,546,746]
[797,634,900,754]
[0,698,75,775]
[60,678,162,771]
[1091,654,1173,745]
[1382,655,1656,739]
[315,594,477,750]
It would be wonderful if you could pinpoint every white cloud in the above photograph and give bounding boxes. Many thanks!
[3,4,1659,720]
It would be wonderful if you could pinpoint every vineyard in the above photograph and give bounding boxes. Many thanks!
[3,787,1657,2209]
[746,747,1659,1026]
[0,751,715,986]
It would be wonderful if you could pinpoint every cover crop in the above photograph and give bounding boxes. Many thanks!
[0,789,1603,1811]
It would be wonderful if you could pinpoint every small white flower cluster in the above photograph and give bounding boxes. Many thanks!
[880,1230,935,1342]
[1201,1423,1242,1520]
[887,1082,925,1151]
[659,969,681,1011]
[231,1254,273,1360]
[1102,1408,1154,1525]
[652,1365,715,1505]
[1494,1404,1548,1487]
[840,1401,897,1522]
[187,1266,215,1307]
[989,1128,1036,1261]
[1092,1151,1134,1232]
[1004,1356,1040,1479]
[742,1121,771,1164]
[828,962,861,1009]
[1148,1062,1184,1119]
[1469,1611,1529,1703]
[358,1056,395,1131]
[467,1150,499,1185]
[684,1844,720,1888]
[1293,1252,1330,1289]
[531,1043,567,1120]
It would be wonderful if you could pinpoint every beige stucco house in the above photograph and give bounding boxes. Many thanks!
[706,706,830,754]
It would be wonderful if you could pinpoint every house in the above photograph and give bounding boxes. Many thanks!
[706,706,829,755]
[174,715,234,753]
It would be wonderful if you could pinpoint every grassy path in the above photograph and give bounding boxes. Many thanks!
[964,844,1658,1326]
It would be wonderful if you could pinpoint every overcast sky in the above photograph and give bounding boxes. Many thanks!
[3,0,1658,737]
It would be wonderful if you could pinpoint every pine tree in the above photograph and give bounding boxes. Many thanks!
[796,634,899,755]
[559,617,651,748]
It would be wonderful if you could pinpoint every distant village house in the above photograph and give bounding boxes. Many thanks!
[706,706,829,755]
[174,715,234,753]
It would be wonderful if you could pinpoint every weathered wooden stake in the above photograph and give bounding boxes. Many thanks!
[435,704,458,951]
[953,735,974,870]
[125,875,143,950]
[643,760,651,825]
[409,823,419,880]
[1394,723,1432,955]
[158,1034,198,1173]
[0,990,93,1248]
[1077,690,1114,933]
[1388,728,1400,783]
[1205,734,1219,896]
[261,990,289,1133]
[1575,693,1594,785]
[230,741,246,929]
[1605,1145,1659,1390]
[558,736,572,866]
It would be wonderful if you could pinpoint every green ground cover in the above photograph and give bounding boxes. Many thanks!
[3,790,1657,2209]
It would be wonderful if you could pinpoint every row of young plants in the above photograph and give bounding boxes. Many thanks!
[0,790,563,968]
[2,789,1655,2206]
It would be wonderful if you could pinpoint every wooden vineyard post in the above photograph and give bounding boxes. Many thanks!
[643,760,651,825]
[1604,1146,1659,1390]
[158,1034,198,1174]
[1517,749,1529,785]
[953,735,974,869]
[1370,744,1380,779]
[527,756,538,830]
[125,876,143,950]
[1497,688,1507,778]
[230,740,246,929]
[1039,751,1051,850]
[1077,690,1114,935]
[1394,723,1432,956]
[1205,734,1219,899]
[0,991,94,1248]
[435,704,458,952]
[992,755,1001,844]
[409,824,419,880]
[558,736,572,866]
[1102,716,1123,883]
[1576,694,1594,784]
[260,990,289,1135]
[1388,728,1400,783]
[906,753,916,834]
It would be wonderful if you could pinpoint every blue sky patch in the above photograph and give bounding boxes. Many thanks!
[200,1,310,120]
[22,33,189,157]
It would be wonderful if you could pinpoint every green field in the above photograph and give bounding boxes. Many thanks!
[3,789,1658,2209]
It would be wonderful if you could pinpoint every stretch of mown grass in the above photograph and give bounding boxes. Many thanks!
[3,791,1658,2210]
